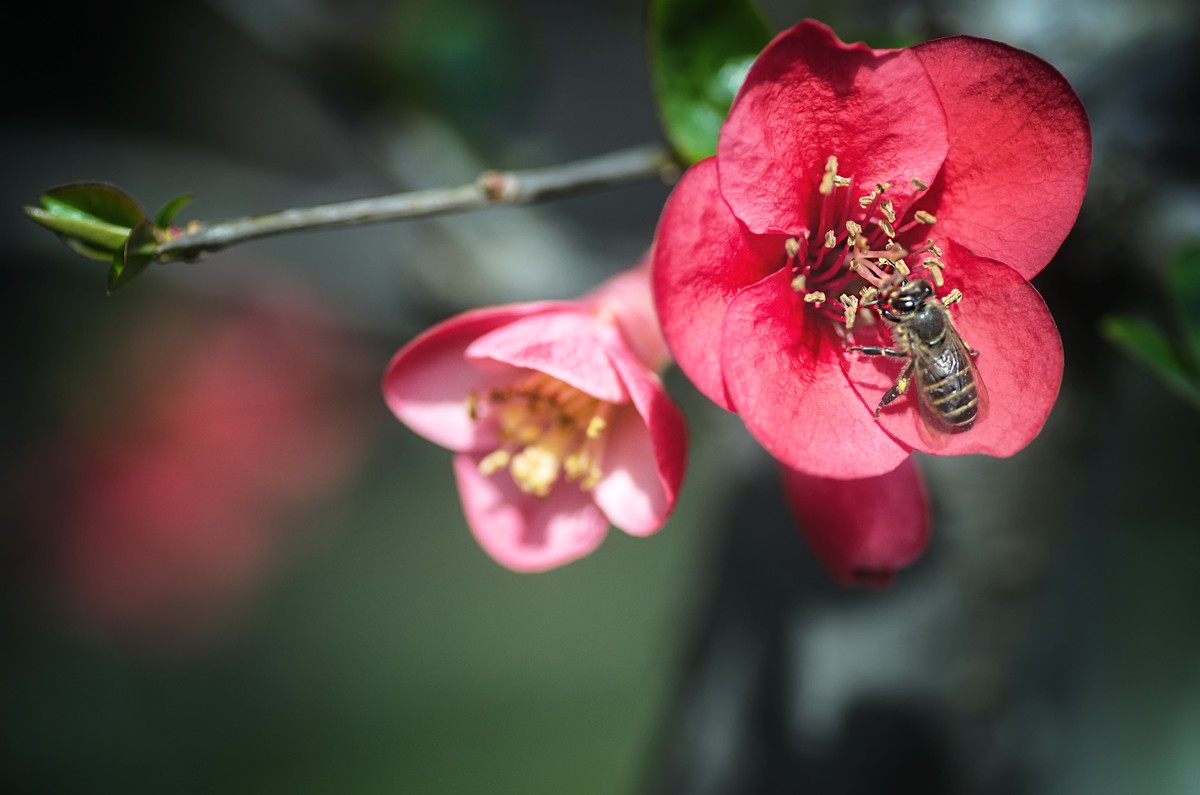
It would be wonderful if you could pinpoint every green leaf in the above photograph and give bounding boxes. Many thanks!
[1165,242,1200,369]
[43,182,147,229]
[107,220,157,293]
[22,205,133,255]
[1101,315,1200,409]
[647,0,771,164]
[153,193,192,229]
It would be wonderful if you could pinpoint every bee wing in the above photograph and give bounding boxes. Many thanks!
[914,314,989,450]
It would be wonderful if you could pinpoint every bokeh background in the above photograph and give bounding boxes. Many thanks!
[3,0,1199,792]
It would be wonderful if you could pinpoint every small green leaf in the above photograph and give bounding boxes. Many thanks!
[647,0,772,164]
[43,182,147,229]
[22,204,132,255]
[153,194,192,229]
[1165,242,1200,368]
[1102,315,1200,409]
[107,220,157,293]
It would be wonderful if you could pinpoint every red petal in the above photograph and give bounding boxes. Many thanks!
[383,302,570,452]
[593,343,688,536]
[465,310,629,403]
[781,455,929,586]
[844,240,1063,456]
[453,453,609,571]
[720,269,909,478]
[914,36,1091,279]
[651,159,784,411]
[718,20,949,237]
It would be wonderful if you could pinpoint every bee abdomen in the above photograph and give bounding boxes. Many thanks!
[920,370,979,428]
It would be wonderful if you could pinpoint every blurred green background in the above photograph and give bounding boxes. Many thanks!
[3,1,1200,793]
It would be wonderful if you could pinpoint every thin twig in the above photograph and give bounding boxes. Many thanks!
[155,143,677,261]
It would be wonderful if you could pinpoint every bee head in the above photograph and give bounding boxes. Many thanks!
[879,278,934,321]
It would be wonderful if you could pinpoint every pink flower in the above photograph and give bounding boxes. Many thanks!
[382,265,687,571]
[651,21,1089,582]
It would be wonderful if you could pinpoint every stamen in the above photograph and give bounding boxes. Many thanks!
[839,293,859,329]
[878,219,896,239]
[881,200,896,224]
[845,220,862,239]
[894,258,910,275]
[819,156,839,195]
[923,257,945,286]
[911,177,928,191]
[785,237,801,258]
[804,291,826,304]
[914,210,937,225]
[942,288,964,305]
[823,230,837,248]
[478,449,511,476]
[791,273,807,292]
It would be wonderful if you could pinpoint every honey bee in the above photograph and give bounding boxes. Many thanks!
[849,277,986,437]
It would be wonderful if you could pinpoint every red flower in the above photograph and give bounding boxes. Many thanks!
[382,265,687,571]
[652,21,1089,582]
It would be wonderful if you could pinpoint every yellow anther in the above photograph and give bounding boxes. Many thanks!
[833,175,851,188]
[819,156,839,195]
[845,220,862,238]
[858,192,877,209]
[804,291,826,304]
[930,242,944,258]
[881,200,896,224]
[860,285,879,303]
[785,237,801,258]
[586,415,607,439]
[824,230,837,248]
[894,258,910,275]
[923,257,945,286]
[478,449,512,476]
[942,288,964,305]
[878,219,896,238]
[791,273,807,292]
[914,210,937,225]
[840,293,859,329]
[911,177,928,191]
[876,182,891,193]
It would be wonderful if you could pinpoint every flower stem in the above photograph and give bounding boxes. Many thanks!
[155,144,677,261]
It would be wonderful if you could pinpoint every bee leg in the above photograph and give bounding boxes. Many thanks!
[875,359,915,416]
[847,345,906,358]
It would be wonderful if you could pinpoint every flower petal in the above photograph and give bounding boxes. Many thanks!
[592,344,688,536]
[913,36,1091,279]
[718,19,949,237]
[465,310,629,404]
[781,454,929,586]
[581,259,672,372]
[453,453,609,571]
[651,158,784,411]
[844,240,1063,457]
[720,269,909,478]
[383,302,571,452]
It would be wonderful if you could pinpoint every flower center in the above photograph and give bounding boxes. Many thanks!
[785,155,951,330]
[470,372,611,498]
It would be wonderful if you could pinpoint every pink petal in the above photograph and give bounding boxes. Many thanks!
[781,454,930,586]
[465,310,629,404]
[383,302,571,452]
[592,344,688,536]
[581,259,673,372]
[453,453,609,572]
[914,36,1091,280]
[843,240,1063,457]
[651,158,785,411]
[718,20,949,237]
[720,269,909,478]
